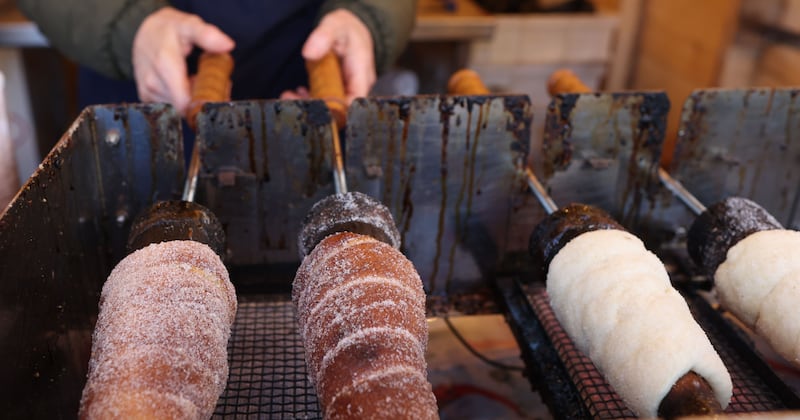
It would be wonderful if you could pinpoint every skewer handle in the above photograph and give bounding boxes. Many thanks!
[183,53,234,202]
[547,68,592,96]
[447,69,490,95]
[307,52,348,194]
[186,52,234,131]
[307,52,348,128]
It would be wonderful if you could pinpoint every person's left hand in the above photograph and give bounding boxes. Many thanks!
[280,9,375,104]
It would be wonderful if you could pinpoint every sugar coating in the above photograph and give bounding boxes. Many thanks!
[79,240,237,420]
[326,368,437,420]
[293,232,438,419]
[548,229,732,418]
[715,229,800,365]
[297,192,401,257]
[689,196,783,275]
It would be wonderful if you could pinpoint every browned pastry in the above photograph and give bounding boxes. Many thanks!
[79,240,237,419]
[658,372,722,419]
[293,231,438,419]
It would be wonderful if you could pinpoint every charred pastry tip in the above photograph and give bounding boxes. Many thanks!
[528,203,624,278]
[127,200,226,258]
[687,196,782,277]
[298,191,401,258]
[658,371,722,419]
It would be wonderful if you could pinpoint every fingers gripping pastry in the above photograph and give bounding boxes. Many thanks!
[293,232,439,419]
[531,204,732,418]
[79,240,237,419]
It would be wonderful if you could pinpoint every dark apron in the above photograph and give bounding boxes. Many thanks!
[78,0,324,161]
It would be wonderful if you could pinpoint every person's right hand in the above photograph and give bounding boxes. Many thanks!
[132,7,235,116]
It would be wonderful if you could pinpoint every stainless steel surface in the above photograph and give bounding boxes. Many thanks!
[670,88,800,229]
[331,122,348,195]
[345,94,535,311]
[0,103,184,417]
[182,140,201,202]
[196,100,335,266]
[657,166,706,215]
[525,166,558,215]
[541,92,669,230]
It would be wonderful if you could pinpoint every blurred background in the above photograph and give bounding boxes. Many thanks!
[1,0,797,189]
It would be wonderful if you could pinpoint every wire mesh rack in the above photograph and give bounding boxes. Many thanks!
[213,294,321,419]
[523,282,795,418]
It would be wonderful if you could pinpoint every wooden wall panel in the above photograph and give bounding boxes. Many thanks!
[630,0,741,167]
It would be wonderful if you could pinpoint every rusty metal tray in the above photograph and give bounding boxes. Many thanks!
[3,89,800,418]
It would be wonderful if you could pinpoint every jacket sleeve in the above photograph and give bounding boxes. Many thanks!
[17,0,168,79]
[318,0,418,74]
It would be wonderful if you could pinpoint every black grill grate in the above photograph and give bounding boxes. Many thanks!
[213,295,322,419]
[525,283,792,418]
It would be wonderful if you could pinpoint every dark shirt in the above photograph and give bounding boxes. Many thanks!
[79,0,324,108]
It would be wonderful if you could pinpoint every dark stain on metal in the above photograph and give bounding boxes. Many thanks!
[384,106,398,211]
[400,163,415,249]
[260,105,270,183]
[445,105,473,294]
[386,97,412,121]
[502,96,531,159]
[786,92,800,222]
[244,108,257,174]
[398,109,414,246]
[542,94,578,177]
[429,97,455,294]
[675,92,709,170]
[87,115,107,219]
[616,93,668,227]
[466,95,488,112]
[748,89,777,200]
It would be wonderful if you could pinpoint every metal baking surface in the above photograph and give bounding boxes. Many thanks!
[540,92,669,230]
[195,100,336,268]
[0,104,185,417]
[213,295,321,418]
[670,88,800,229]
[346,94,537,313]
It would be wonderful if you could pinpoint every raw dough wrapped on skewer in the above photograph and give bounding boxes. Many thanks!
[689,196,800,367]
[530,203,733,418]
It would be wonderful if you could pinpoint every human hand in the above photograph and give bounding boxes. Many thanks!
[299,9,376,104]
[132,7,235,116]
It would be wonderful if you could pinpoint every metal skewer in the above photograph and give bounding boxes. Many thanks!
[182,144,202,202]
[657,167,706,215]
[331,122,348,195]
[524,166,559,215]
[307,52,349,195]
[182,52,234,203]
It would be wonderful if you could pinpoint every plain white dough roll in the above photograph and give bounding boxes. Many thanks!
[715,229,800,365]
[548,229,732,418]
[79,240,237,420]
